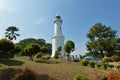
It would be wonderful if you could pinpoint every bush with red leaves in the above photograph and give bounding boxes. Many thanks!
[103,72,120,80]
[12,67,37,80]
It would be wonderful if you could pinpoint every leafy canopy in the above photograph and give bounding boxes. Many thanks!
[5,26,20,40]
[64,40,75,55]
[86,23,118,58]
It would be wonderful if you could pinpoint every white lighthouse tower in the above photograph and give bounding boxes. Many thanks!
[51,14,65,57]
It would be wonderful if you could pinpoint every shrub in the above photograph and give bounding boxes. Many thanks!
[0,38,15,58]
[42,54,50,62]
[80,60,89,66]
[109,64,114,70]
[54,51,60,59]
[12,67,36,80]
[95,63,102,69]
[103,63,108,70]
[74,74,91,80]
[116,65,120,71]
[89,61,96,68]
[107,72,120,80]
[102,57,112,63]
[118,62,120,64]
[35,52,42,58]
[23,43,40,60]
[110,55,120,62]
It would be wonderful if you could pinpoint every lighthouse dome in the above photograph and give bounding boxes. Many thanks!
[54,14,62,23]
[55,15,61,19]
[55,14,61,19]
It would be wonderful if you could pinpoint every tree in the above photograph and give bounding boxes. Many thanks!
[18,38,46,48]
[57,46,62,52]
[24,43,40,60]
[35,52,42,59]
[46,43,52,54]
[17,38,52,54]
[0,38,15,58]
[54,46,62,59]
[64,40,75,61]
[41,46,48,53]
[5,26,20,40]
[12,45,22,56]
[116,38,120,52]
[86,23,118,58]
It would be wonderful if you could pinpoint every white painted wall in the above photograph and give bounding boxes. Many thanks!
[51,15,65,57]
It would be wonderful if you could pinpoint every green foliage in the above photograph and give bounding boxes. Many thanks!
[12,45,22,55]
[103,63,108,70]
[5,26,20,40]
[102,57,112,63]
[108,64,114,70]
[42,54,50,62]
[35,52,42,58]
[18,38,52,54]
[110,55,120,62]
[117,38,120,52]
[86,23,118,58]
[57,46,62,52]
[0,64,2,67]
[95,63,102,69]
[23,43,40,60]
[116,65,120,71]
[80,60,89,66]
[64,40,75,54]
[41,46,48,53]
[12,67,36,80]
[54,51,60,59]
[74,74,91,80]
[89,61,96,68]
[0,38,15,53]
[45,43,52,54]
[64,40,75,60]
[18,38,46,49]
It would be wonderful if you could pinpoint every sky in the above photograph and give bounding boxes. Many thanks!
[0,0,120,55]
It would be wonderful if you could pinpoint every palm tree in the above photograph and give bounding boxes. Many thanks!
[5,26,20,40]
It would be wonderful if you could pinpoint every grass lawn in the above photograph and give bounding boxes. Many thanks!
[0,57,112,80]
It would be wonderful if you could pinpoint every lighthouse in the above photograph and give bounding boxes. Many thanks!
[51,14,65,57]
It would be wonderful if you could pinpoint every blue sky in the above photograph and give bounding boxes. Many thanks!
[0,0,120,55]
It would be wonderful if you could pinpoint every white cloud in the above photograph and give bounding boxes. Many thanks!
[0,0,14,12]
[35,17,47,25]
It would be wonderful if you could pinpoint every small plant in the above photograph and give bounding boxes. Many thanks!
[54,51,60,59]
[80,60,89,66]
[74,74,91,80]
[116,65,120,71]
[102,57,112,63]
[95,63,102,69]
[110,55,119,62]
[12,67,36,80]
[42,54,51,62]
[103,63,108,70]
[109,64,114,70]
[89,61,96,68]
